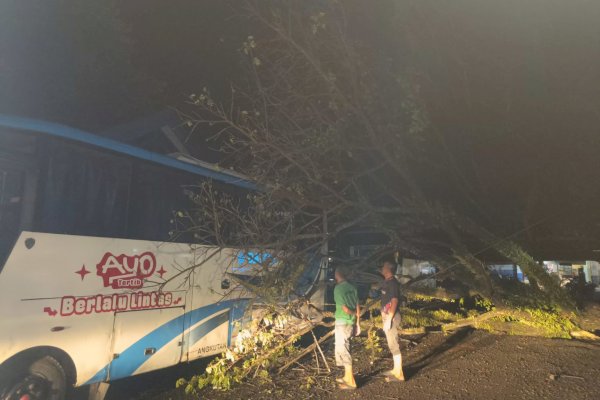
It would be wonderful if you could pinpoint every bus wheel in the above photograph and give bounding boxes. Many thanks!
[1,356,66,400]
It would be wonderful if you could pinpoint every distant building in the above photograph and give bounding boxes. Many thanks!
[488,260,600,286]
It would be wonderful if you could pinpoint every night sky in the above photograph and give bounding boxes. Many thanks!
[0,1,246,129]
[2,1,600,258]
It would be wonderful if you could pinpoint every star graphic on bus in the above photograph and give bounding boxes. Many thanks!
[156,266,167,279]
[75,265,90,281]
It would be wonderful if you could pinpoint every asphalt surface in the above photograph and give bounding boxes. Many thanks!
[89,329,600,400]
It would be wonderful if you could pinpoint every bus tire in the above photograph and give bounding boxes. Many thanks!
[0,355,66,400]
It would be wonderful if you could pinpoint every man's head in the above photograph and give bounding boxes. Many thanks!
[335,267,349,283]
[380,261,396,279]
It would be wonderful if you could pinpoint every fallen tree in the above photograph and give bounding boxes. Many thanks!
[176,0,568,304]
[171,0,584,393]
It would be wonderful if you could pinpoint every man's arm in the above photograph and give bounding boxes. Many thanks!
[388,297,398,316]
[342,304,355,315]
[384,281,400,316]
[342,294,360,317]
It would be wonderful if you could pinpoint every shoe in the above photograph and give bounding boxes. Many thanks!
[337,381,357,390]
[383,370,405,382]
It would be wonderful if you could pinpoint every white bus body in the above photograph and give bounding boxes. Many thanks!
[0,116,328,399]
[0,231,251,388]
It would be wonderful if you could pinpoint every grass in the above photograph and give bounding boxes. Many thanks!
[401,308,461,328]
[366,292,578,339]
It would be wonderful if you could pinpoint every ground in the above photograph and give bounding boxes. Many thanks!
[91,311,600,400]
[69,304,600,399]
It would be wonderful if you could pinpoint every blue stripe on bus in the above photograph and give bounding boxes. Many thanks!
[0,114,258,191]
[84,300,244,384]
[188,311,230,345]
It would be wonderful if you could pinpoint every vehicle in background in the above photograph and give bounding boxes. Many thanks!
[397,259,437,288]
[487,261,600,287]
[488,263,528,283]
[328,231,439,303]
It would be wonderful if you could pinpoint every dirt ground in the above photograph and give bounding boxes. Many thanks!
[97,329,600,400]
[340,330,600,400]
[86,304,600,400]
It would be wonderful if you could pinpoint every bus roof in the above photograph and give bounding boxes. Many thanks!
[0,114,257,191]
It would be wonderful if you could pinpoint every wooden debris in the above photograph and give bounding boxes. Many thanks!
[570,330,600,341]
[278,330,335,374]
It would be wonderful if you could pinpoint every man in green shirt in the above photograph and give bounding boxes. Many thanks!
[333,267,360,389]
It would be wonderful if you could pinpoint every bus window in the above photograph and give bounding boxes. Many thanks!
[0,129,35,266]
[36,140,131,238]
[0,166,24,265]
[127,163,194,242]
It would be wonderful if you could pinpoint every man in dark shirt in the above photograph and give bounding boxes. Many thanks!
[380,261,405,382]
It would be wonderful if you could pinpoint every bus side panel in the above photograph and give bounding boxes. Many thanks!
[0,232,115,384]
[0,232,198,385]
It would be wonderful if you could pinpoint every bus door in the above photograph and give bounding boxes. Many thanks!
[184,250,240,362]
[108,295,186,381]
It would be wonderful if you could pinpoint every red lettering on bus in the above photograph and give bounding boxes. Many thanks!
[96,252,156,289]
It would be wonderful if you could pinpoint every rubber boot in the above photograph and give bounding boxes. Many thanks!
[391,354,405,381]
[343,365,357,388]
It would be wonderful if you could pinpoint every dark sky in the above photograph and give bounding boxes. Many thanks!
[2,0,599,132]
[0,1,248,130]
[119,0,245,103]
[0,2,597,124]
[1,1,600,257]
[392,1,600,256]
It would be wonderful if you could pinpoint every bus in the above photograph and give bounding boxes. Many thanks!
[0,115,309,400]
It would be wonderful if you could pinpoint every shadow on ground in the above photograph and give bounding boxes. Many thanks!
[404,327,475,379]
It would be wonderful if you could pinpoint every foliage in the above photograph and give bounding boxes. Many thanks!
[493,279,564,310]
[177,307,304,393]
[409,293,453,303]
[401,307,461,329]
[564,277,597,309]
[489,308,577,339]
[177,0,570,310]
[362,326,383,364]
[519,308,576,339]
[174,1,578,392]
[408,292,495,314]
[455,295,495,313]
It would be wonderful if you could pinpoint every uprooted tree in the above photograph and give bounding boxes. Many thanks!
[172,0,575,393]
